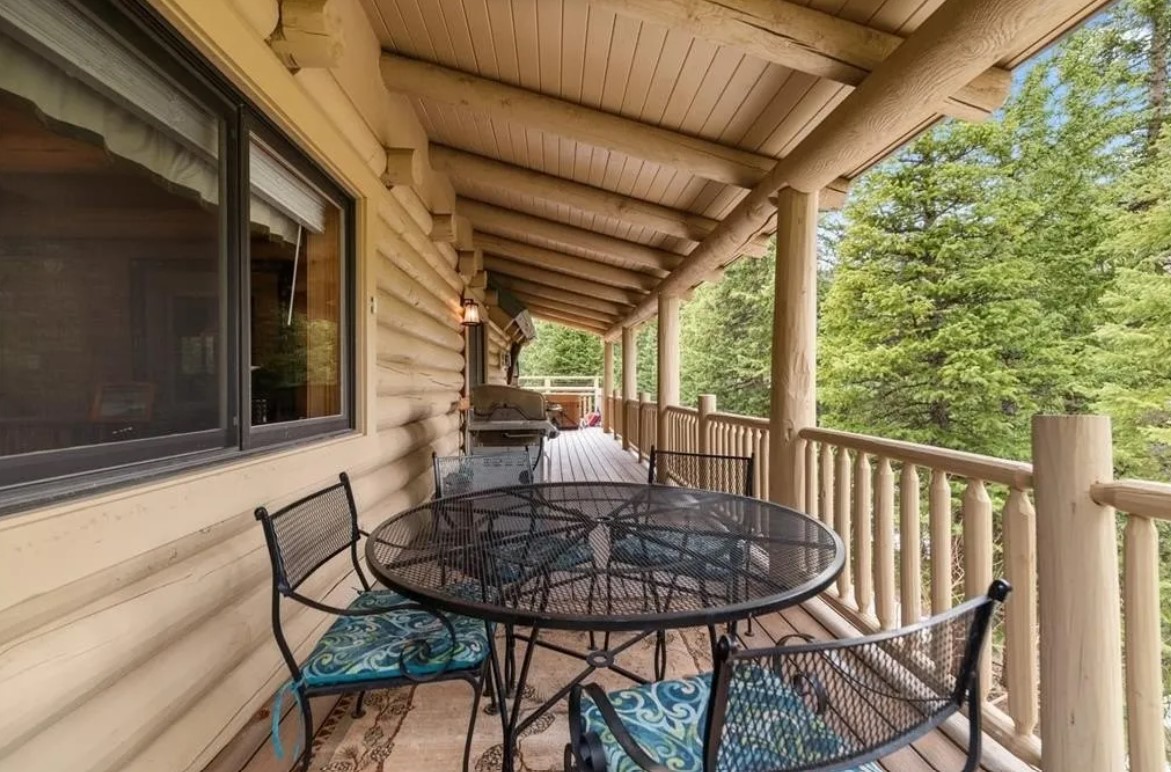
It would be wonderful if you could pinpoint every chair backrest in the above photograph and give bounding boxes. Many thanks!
[433,448,534,497]
[703,580,1011,772]
[254,473,364,594]
[648,447,754,497]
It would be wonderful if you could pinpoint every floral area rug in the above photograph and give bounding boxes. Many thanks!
[307,626,723,772]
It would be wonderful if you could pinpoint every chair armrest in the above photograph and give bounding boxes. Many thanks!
[568,684,672,772]
[775,634,829,714]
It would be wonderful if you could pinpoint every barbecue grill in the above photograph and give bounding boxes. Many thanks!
[467,385,558,468]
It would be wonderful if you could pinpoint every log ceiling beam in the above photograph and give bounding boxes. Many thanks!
[605,0,1084,340]
[476,234,658,292]
[507,293,620,325]
[383,53,781,189]
[459,197,678,275]
[586,0,1011,121]
[490,275,629,317]
[527,309,608,335]
[432,144,779,250]
[484,256,642,307]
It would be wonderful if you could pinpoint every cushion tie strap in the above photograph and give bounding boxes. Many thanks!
[271,679,306,761]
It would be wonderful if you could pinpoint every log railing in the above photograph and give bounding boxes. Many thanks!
[604,397,1167,768]
[705,411,770,500]
[1089,480,1170,772]
[798,426,1039,764]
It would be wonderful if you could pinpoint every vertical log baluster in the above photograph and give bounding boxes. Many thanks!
[929,469,952,613]
[835,446,853,598]
[853,452,873,614]
[820,443,835,531]
[805,440,819,518]
[899,463,923,625]
[962,478,993,694]
[1003,488,1038,738]
[1124,514,1165,772]
[759,429,770,502]
[874,457,895,629]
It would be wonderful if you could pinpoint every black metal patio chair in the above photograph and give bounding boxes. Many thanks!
[646,447,754,496]
[434,448,539,496]
[432,449,593,693]
[255,473,489,772]
[608,447,757,674]
[565,580,1009,772]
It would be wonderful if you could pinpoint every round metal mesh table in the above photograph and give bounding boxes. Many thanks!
[365,481,843,632]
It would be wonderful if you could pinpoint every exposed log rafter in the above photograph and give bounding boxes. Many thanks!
[604,0,1092,339]
[476,233,657,292]
[484,256,642,307]
[381,53,849,192]
[460,198,678,275]
[587,0,1011,121]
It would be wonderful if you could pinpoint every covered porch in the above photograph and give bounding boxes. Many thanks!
[230,428,1007,772]
[0,0,1160,770]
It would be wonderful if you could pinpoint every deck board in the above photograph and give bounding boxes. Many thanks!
[238,428,994,772]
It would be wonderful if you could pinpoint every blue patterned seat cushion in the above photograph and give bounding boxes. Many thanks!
[489,535,594,583]
[610,530,739,571]
[578,670,883,772]
[299,588,489,687]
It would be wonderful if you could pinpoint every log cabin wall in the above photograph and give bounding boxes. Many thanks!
[0,0,467,769]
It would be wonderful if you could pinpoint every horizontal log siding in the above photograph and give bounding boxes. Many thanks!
[0,1,465,769]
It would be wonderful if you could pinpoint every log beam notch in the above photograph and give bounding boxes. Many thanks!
[621,326,638,451]
[431,144,775,250]
[656,294,680,480]
[268,0,345,69]
[458,198,679,274]
[484,256,641,307]
[382,146,425,188]
[588,0,1011,121]
[476,234,658,292]
[430,212,472,248]
[768,188,818,508]
[606,0,1090,339]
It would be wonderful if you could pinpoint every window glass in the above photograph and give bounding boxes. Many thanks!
[248,137,343,426]
[0,1,228,470]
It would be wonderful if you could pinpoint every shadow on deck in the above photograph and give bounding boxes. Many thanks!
[227,429,1019,772]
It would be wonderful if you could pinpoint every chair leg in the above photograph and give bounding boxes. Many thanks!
[352,690,367,718]
[505,626,517,697]
[297,686,313,772]
[653,630,667,681]
[463,670,486,772]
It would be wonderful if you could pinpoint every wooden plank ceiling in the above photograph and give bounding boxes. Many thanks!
[359,0,1110,338]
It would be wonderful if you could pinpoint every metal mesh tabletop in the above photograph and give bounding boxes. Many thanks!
[365,482,843,632]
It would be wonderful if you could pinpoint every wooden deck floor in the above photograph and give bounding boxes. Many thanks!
[229,428,1007,772]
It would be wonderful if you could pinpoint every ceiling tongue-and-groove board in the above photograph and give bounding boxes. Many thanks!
[360,0,1112,337]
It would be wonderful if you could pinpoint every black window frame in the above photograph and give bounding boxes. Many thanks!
[0,0,356,512]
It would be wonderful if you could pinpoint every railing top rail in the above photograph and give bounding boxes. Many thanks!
[800,426,1033,489]
[709,411,769,429]
[1091,480,1171,522]
[662,405,699,416]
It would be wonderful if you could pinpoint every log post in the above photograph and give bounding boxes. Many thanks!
[768,187,818,508]
[602,341,615,434]
[698,394,716,489]
[1032,415,1124,772]
[638,391,650,461]
[621,327,637,451]
[657,295,681,480]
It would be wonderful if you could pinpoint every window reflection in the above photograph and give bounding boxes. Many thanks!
[248,139,342,425]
